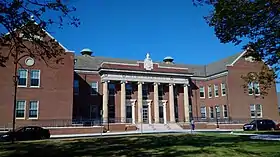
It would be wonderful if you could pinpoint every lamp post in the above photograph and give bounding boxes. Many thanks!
[215,106,219,129]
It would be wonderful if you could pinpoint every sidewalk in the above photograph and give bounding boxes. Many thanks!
[50,129,242,139]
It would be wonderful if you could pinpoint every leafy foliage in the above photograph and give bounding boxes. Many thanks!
[0,0,80,67]
[194,0,280,96]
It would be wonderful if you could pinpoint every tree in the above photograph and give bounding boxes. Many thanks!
[0,0,79,142]
[193,0,280,96]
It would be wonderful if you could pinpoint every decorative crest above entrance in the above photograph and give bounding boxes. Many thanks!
[144,52,153,71]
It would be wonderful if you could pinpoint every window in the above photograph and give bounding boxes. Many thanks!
[209,107,214,119]
[30,70,40,87]
[208,85,212,98]
[250,104,262,118]
[214,85,219,97]
[223,105,228,118]
[199,87,205,98]
[143,84,149,99]
[200,106,206,119]
[18,69,27,87]
[91,82,98,95]
[109,84,115,96]
[126,84,132,99]
[248,82,260,96]
[74,80,79,95]
[215,105,220,119]
[158,85,164,100]
[221,83,226,96]
[16,100,26,118]
[126,105,132,123]
[29,101,38,119]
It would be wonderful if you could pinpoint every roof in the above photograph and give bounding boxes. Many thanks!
[74,52,244,77]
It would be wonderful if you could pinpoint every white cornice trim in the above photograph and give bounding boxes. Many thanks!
[192,71,228,80]
[99,69,192,77]
[74,69,99,74]
[226,49,248,66]
[101,73,190,84]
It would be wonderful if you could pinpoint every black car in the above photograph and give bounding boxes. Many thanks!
[243,119,276,131]
[0,126,50,142]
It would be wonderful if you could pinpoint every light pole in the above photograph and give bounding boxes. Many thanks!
[215,106,219,129]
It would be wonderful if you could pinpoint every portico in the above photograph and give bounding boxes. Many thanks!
[101,73,190,124]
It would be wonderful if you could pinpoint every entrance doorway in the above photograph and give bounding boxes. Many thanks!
[142,105,149,124]
[159,105,164,123]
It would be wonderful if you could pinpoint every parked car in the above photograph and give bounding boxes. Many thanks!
[243,119,276,131]
[0,126,50,142]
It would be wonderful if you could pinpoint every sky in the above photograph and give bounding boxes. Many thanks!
[3,0,280,91]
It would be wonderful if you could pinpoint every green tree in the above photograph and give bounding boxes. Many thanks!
[0,0,79,141]
[194,0,280,96]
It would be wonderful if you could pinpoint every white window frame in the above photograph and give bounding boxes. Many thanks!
[18,69,28,87]
[208,85,212,98]
[221,83,226,96]
[16,100,26,119]
[74,80,79,95]
[199,86,205,98]
[214,85,219,97]
[29,100,39,119]
[223,105,228,118]
[91,81,98,95]
[209,106,214,119]
[200,106,207,119]
[254,83,261,96]
[250,104,262,118]
[30,69,41,88]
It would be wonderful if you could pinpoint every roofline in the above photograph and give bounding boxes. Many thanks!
[3,22,74,53]
[191,71,228,80]
[226,48,250,66]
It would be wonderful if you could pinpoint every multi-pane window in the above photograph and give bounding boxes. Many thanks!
[143,84,149,99]
[215,105,220,119]
[223,105,228,118]
[250,104,262,118]
[109,84,115,96]
[16,100,26,118]
[221,83,226,96]
[18,69,27,87]
[214,85,219,97]
[209,107,214,119]
[248,82,260,96]
[199,86,205,98]
[158,85,164,100]
[74,80,79,95]
[208,85,212,98]
[200,106,206,119]
[29,101,38,118]
[30,70,40,87]
[126,84,132,99]
[91,82,98,95]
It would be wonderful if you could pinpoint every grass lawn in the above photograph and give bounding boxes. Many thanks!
[0,133,280,157]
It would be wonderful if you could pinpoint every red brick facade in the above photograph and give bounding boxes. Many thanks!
[0,40,279,131]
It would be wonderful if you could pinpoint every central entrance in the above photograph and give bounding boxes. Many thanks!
[142,105,149,123]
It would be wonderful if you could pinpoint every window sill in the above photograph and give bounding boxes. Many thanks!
[28,118,38,120]
[200,97,205,99]
[30,86,40,88]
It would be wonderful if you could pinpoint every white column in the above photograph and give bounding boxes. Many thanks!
[132,102,136,124]
[184,84,190,123]
[102,81,108,123]
[121,81,126,123]
[148,102,152,124]
[153,83,159,123]
[169,83,175,123]
[163,103,167,124]
[137,82,143,123]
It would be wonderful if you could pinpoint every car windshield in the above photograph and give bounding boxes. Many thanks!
[250,120,256,124]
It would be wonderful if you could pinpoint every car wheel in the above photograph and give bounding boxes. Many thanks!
[271,128,275,131]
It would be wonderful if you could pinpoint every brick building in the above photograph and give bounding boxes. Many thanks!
[0,32,279,130]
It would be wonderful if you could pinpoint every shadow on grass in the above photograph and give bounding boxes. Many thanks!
[0,133,280,157]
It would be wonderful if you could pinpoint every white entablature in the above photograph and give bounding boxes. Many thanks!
[101,73,189,85]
